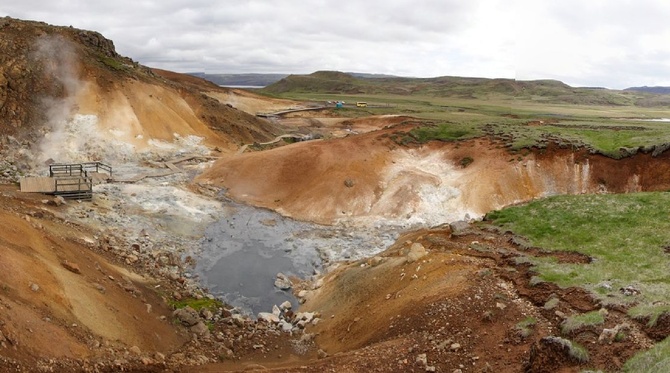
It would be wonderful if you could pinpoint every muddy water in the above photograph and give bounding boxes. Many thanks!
[195,201,400,316]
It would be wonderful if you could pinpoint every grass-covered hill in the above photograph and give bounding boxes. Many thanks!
[262,71,670,107]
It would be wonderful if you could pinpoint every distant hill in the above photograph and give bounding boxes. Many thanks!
[261,71,665,106]
[189,73,288,87]
[625,86,670,94]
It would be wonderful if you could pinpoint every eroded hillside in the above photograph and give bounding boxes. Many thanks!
[197,123,670,226]
[0,17,279,169]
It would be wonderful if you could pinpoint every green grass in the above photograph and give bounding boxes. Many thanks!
[169,297,223,311]
[561,311,605,335]
[485,192,670,320]
[624,337,670,372]
[515,317,537,338]
[263,86,670,157]
[544,336,590,363]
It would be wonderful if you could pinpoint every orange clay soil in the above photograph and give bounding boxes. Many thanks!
[0,185,188,365]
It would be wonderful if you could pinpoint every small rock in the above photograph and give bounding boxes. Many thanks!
[61,260,81,274]
[317,349,329,359]
[450,343,461,351]
[173,306,200,327]
[407,243,427,263]
[312,278,324,290]
[190,321,210,337]
[279,320,293,333]
[200,308,214,320]
[280,301,292,310]
[129,345,141,355]
[274,273,292,290]
[29,283,39,292]
[416,353,427,366]
[54,196,67,206]
[258,312,280,324]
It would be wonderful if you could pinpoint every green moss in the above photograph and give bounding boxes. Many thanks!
[169,297,223,311]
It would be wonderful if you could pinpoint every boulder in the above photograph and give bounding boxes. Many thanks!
[274,273,292,290]
[173,306,200,327]
[406,243,427,263]
[258,312,280,324]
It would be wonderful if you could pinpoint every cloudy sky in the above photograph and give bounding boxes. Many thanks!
[3,0,670,89]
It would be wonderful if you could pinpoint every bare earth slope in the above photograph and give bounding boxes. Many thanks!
[197,125,670,226]
[0,17,279,159]
[0,186,188,369]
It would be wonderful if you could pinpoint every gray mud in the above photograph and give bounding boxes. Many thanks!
[195,201,400,316]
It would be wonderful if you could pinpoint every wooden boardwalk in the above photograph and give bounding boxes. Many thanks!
[20,177,55,193]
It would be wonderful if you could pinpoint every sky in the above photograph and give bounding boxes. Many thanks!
[2,0,670,89]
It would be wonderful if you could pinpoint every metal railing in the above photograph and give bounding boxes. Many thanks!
[49,162,112,179]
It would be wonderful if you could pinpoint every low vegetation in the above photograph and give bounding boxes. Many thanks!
[485,192,670,320]
[560,311,605,335]
[515,317,537,338]
[169,297,223,311]
[261,71,670,157]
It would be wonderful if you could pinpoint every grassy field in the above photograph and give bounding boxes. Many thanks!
[485,192,670,321]
[483,193,670,371]
[261,73,670,157]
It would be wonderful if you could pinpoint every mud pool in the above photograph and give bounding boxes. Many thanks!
[194,201,400,316]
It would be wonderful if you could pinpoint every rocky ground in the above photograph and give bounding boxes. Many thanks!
[2,17,670,372]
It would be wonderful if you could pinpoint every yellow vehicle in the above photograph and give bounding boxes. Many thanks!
[356,102,368,107]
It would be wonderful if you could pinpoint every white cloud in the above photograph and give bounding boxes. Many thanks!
[3,0,670,88]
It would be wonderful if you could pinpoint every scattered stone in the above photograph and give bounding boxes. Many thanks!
[450,343,461,351]
[279,320,293,333]
[274,273,292,290]
[258,312,280,324]
[190,321,210,337]
[29,283,39,292]
[61,260,82,274]
[344,178,355,188]
[173,306,200,327]
[200,308,214,320]
[317,349,329,359]
[129,346,141,355]
[272,305,281,317]
[449,220,470,234]
[407,243,427,263]
[620,285,641,296]
[312,278,324,290]
[280,301,292,310]
[54,196,67,206]
[92,282,107,294]
[416,353,427,366]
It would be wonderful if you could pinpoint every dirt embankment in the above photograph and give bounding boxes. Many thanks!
[197,126,670,226]
[285,224,653,373]
[0,186,188,368]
